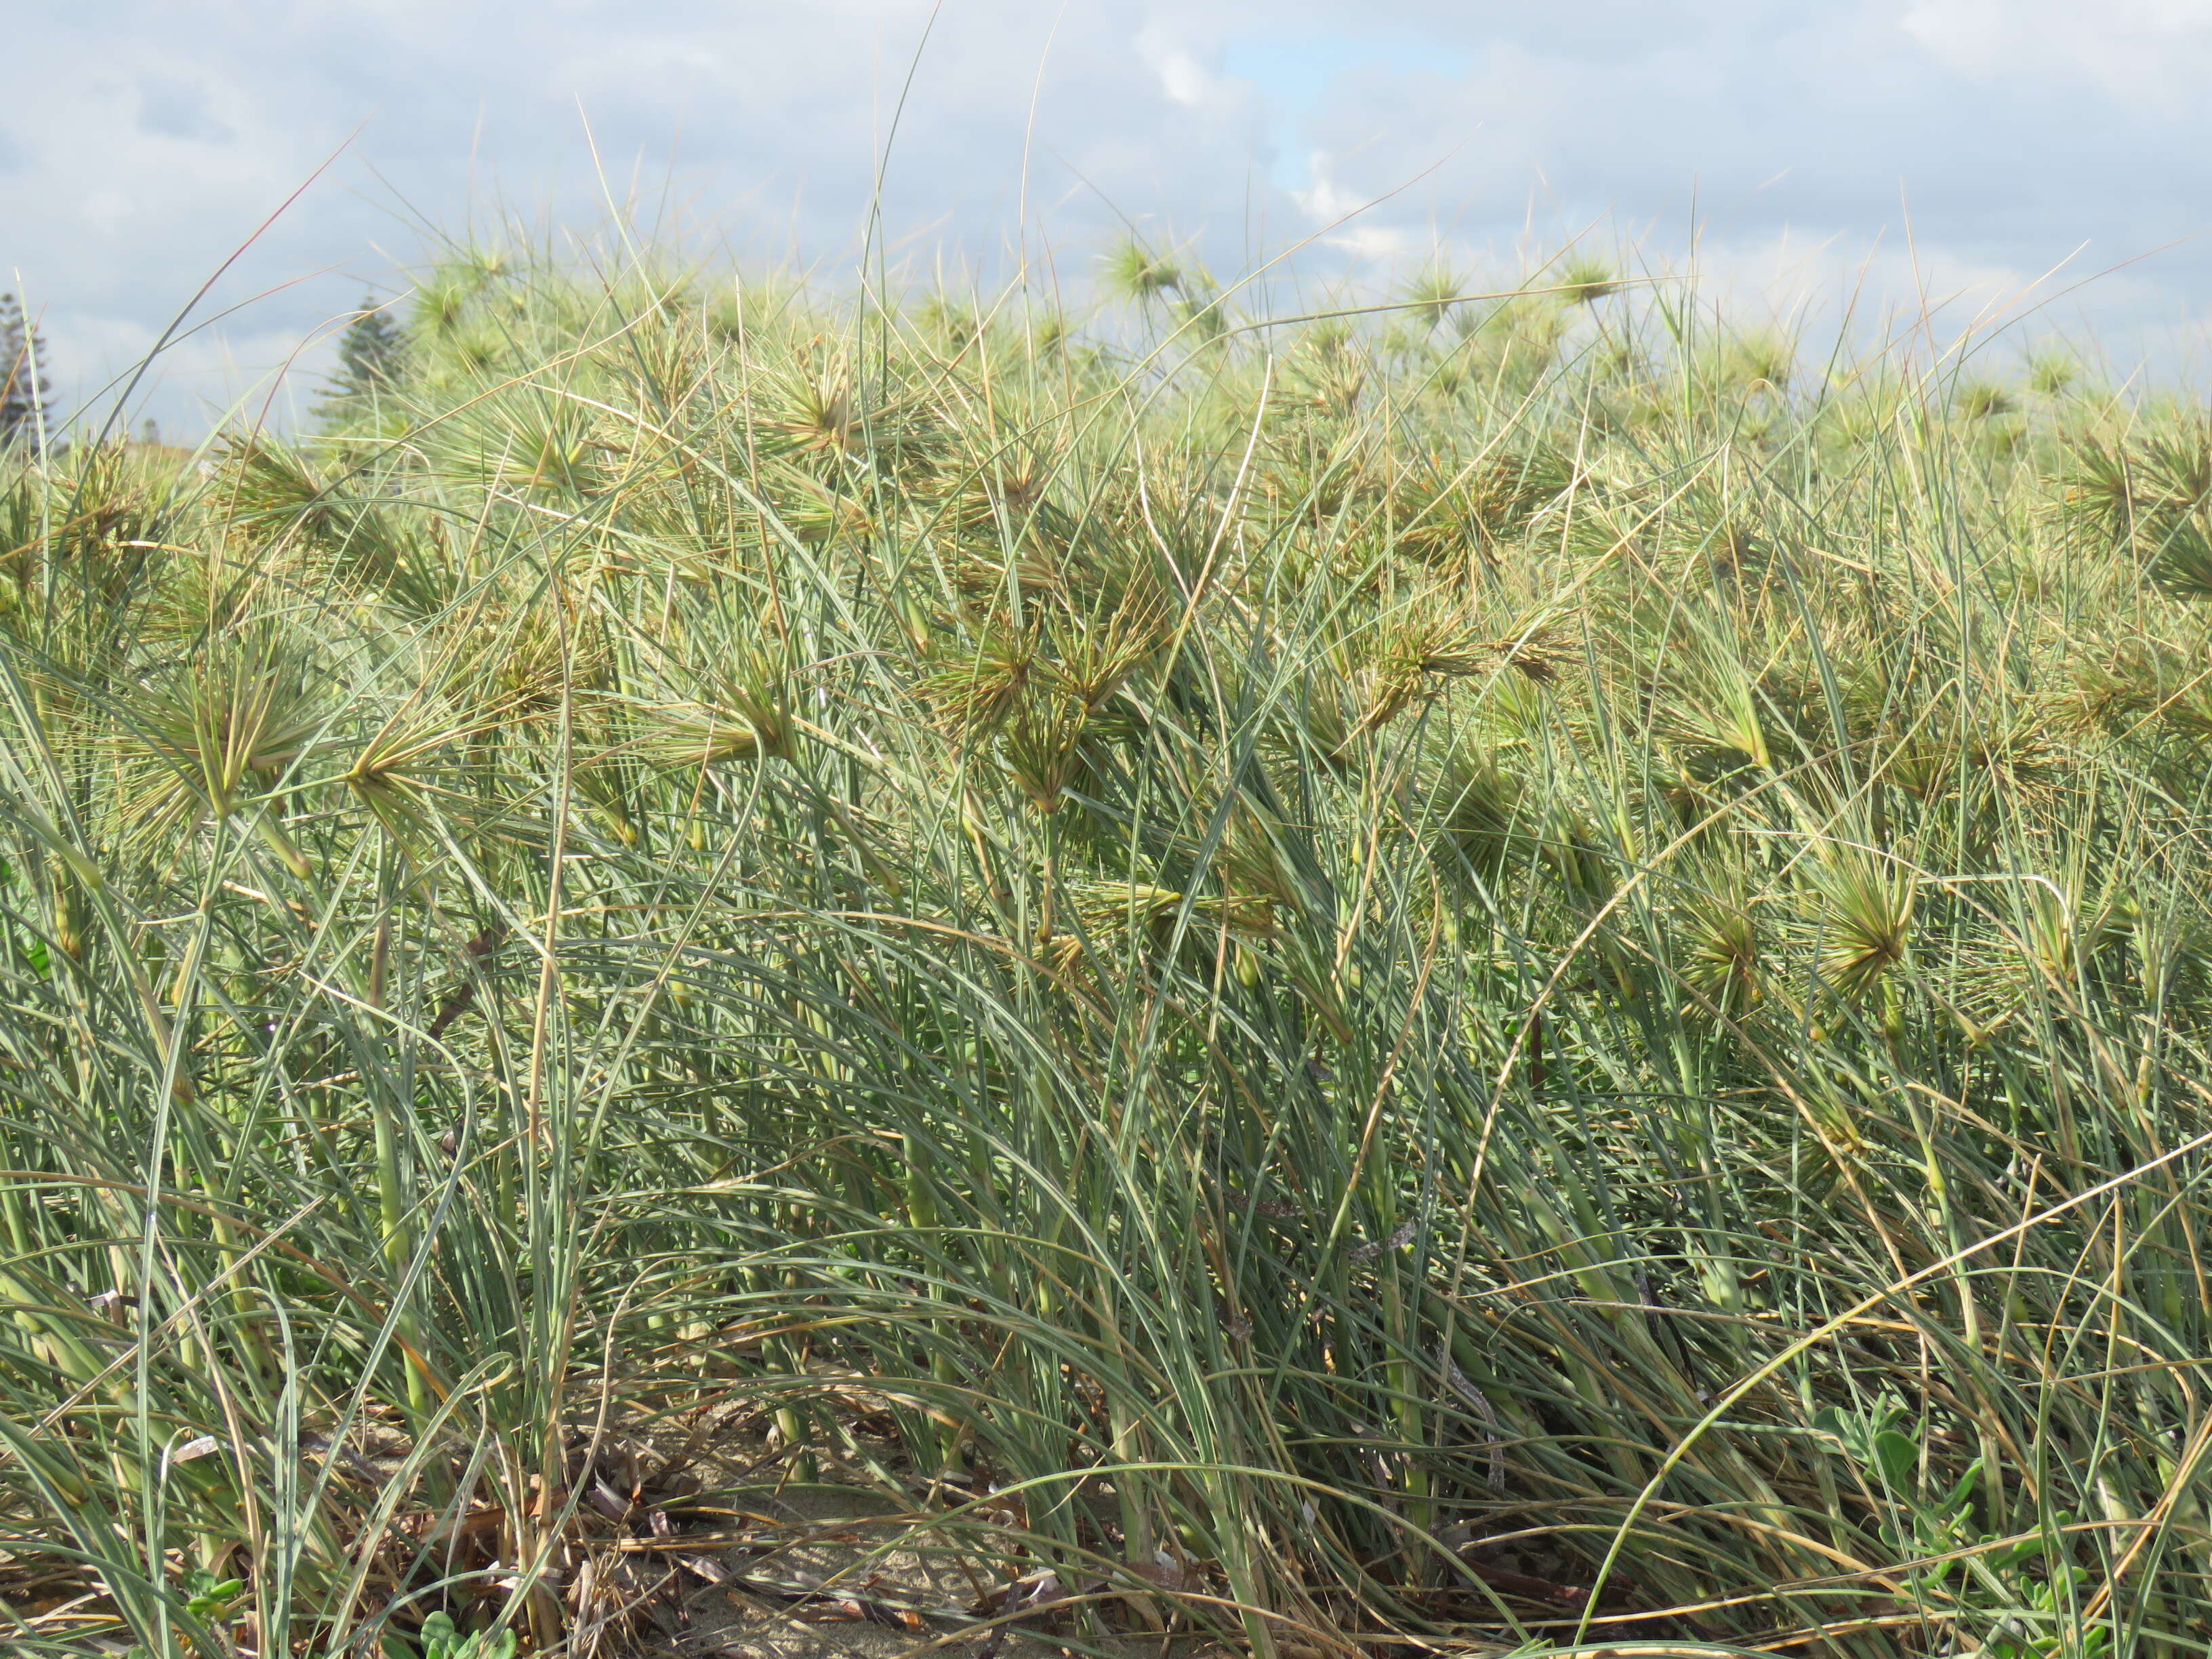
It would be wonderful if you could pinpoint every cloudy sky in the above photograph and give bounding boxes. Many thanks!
[5,0,2209,436]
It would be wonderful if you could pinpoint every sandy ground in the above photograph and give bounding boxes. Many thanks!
[646,1483,1217,1659]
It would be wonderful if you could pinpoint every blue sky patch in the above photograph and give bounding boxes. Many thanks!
[1221,32,1473,192]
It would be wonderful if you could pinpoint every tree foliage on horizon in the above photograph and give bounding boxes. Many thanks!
[0,292,52,444]
[312,294,407,422]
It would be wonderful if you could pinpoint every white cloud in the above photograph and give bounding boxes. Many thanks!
[1139,28,1221,111]
[1900,0,2212,106]
[1292,160,1417,259]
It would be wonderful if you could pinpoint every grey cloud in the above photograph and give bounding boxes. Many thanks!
[136,76,237,144]
[5,0,2208,437]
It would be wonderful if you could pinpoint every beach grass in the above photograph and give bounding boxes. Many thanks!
[1,233,2209,1658]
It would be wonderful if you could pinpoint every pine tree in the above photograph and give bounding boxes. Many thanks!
[0,293,53,446]
[314,297,407,422]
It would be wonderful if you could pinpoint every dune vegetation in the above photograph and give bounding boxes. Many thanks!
[3,232,2212,1659]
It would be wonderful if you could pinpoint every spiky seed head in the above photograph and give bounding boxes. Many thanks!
[1815,861,1914,1000]
[646,668,793,769]
[1434,754,1528,879]
[1000,691,1090,813]
[2026,348,2080,397]
[2146,515,2212,600]
[1681,886,1763,1014]
[1555,254,1618,306]
[411,253,506,337]
[1954,381,2016,422]
[1029,312,1072,358]
[1719,331,1795,394]
[1176,289,1229,346]
[913,295,980,353]
[921,629,1040,738]
[1101,238,1183,304]
[1402,264,1465,330]
[767,373,858,457]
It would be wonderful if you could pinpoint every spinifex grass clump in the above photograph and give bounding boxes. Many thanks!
[2,236,2211,1658]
